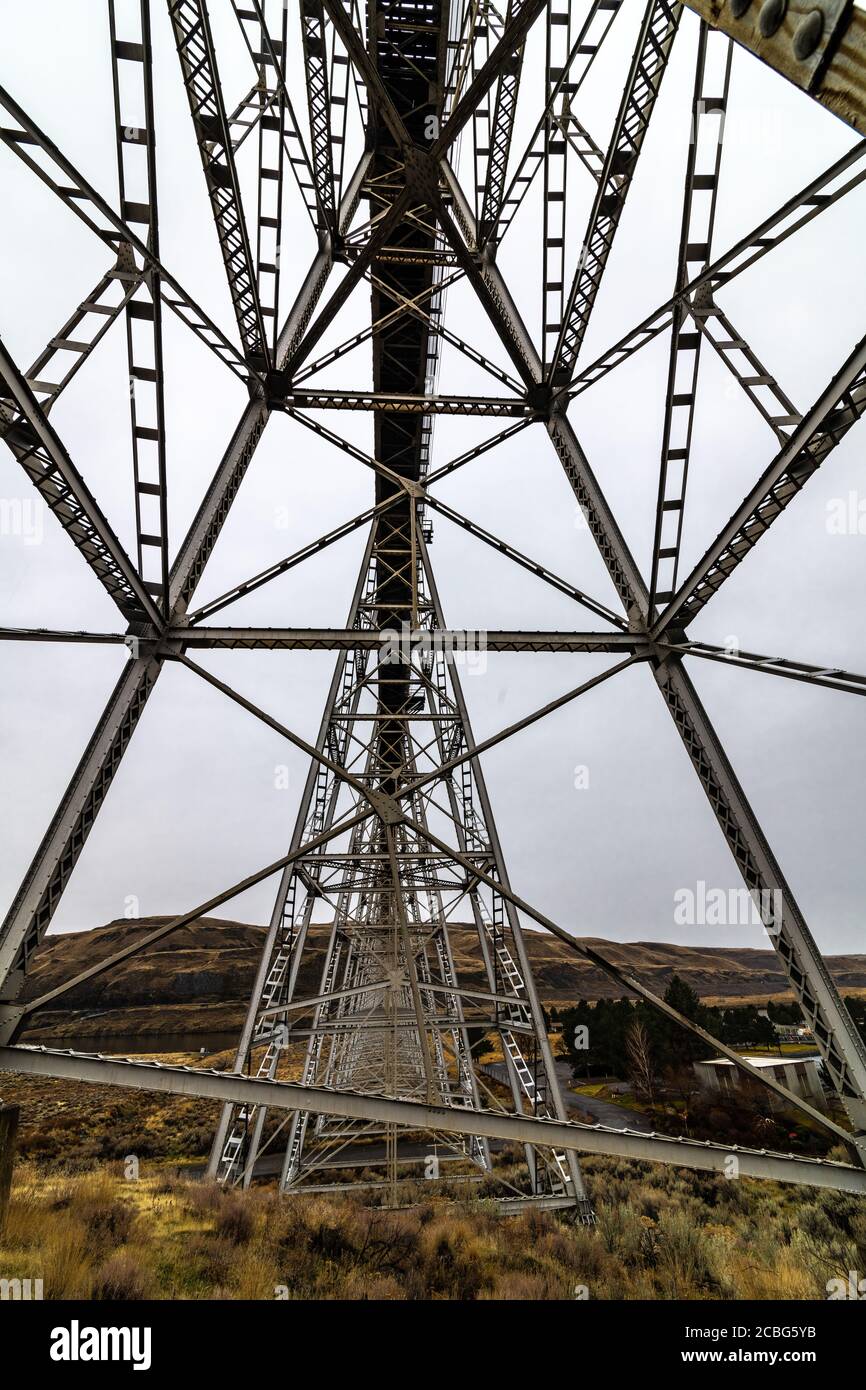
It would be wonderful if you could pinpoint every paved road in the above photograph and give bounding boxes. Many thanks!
[482,1060,654,1133]
[553,1062,654,1132]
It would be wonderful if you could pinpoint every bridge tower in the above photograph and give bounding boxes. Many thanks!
[206,0,589,1209]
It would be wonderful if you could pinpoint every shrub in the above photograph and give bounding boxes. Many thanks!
[655,1209,715,1298]
[92,1251,153,1300]
[213,1195,255,1245]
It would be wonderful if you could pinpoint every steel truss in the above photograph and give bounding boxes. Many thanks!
[2,0,866,1211]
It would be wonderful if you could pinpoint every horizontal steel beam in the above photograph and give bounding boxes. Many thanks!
[2,1046,864,1194]
[282,391,531,416]
[0,628,127,645]
[163,628,639,651]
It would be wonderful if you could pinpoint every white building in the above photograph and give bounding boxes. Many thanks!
[692,1054,825,1110]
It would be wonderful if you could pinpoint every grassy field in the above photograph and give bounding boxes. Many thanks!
[2,1156,863,1300]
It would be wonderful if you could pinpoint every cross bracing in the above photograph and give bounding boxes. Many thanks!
[1,0,866,1210]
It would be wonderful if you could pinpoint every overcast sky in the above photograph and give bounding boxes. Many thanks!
[1,0,864,958]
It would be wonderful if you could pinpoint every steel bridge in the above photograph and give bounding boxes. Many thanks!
[1,0,866,1209]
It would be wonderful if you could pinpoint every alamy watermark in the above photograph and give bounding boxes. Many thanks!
[826,491,866,535]
[49,1321,151,1371]
[827,1270,866,1299]
[674,879,783,933]
[379,622,487,675]
[1,1276,43,1300]
[0,496,44,545]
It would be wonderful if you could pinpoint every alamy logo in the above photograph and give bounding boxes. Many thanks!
[674,880,783,932]
[49,1321,152,1372]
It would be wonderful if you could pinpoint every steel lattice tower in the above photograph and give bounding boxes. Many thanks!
[2,0,866,1207]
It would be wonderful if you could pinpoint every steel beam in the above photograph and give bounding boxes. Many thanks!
[682,0,866,136]
[3,1046,865,1195]
[163,629,639,652]
[0,264,141,418]
[654,659,866,1133]
[109,0,170,611]
[477,0,525,246]
[649,23,731,612]
[168,0,272,370]
[0,658,158,1016]
[673,639,866,697]
[299,0,337,234]
[0,337,162,626]
[284,389,530,415]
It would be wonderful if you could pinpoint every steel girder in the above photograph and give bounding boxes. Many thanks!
[232,0,292,359]
[681,0,866,136]
[669,641,866,699]
[168,0,272,371]
[656,660,866,1131]
[0,265,142,421]
[0,628,642,653]
[299,0,338,234]
[3,1046,866,1196]
[476,0,526,246]
[648,21,731,613]
[108,0,171,611]
[0,659,157,1009]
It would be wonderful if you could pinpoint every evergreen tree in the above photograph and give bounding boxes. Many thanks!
[653,974,706,1066]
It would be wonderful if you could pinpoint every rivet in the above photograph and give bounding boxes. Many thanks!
[758,0,787,38]
[729,0,752,17]
[792,8,824,60]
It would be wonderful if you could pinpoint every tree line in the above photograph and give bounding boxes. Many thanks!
[551,977,866,1086]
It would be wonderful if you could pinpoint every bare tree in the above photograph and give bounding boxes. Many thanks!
[626,1020,657,1105]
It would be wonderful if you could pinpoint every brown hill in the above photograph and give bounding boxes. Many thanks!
[17,917,866,1047]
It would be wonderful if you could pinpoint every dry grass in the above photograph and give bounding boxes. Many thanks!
[2,1154,864,1300]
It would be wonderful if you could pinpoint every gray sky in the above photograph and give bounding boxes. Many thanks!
[1,0,864,956]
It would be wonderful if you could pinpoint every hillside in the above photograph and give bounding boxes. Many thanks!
[17,917,866,1045]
